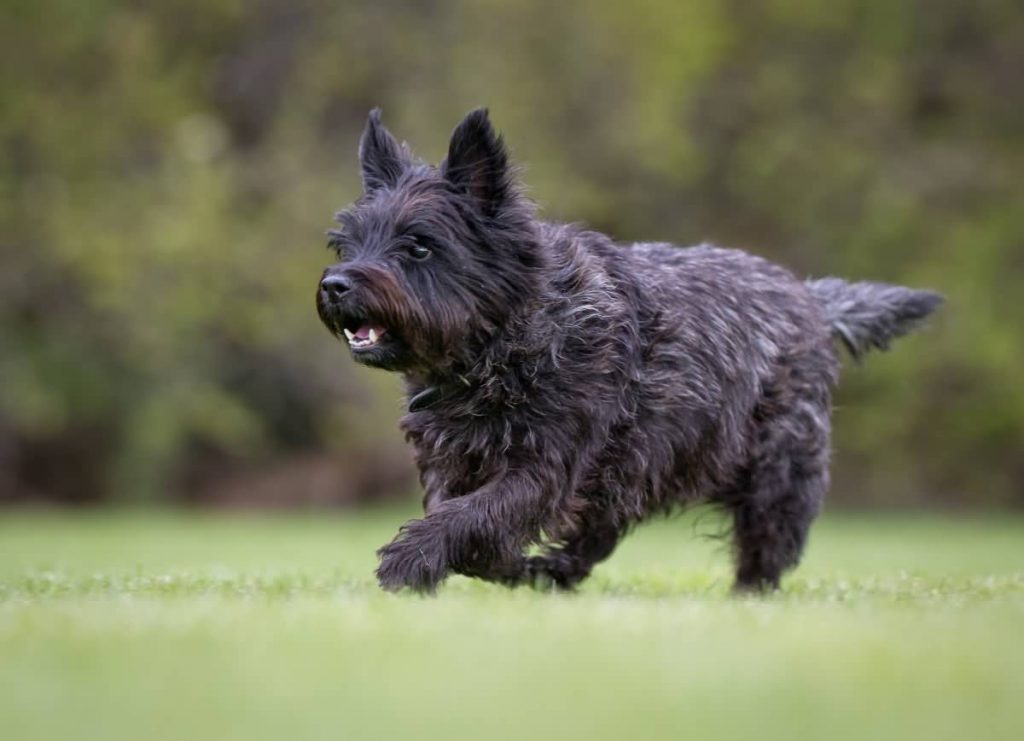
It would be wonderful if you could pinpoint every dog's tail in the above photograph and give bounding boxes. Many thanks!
[805,277,943,360]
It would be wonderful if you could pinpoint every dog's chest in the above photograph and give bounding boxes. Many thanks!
[400,406,515,491]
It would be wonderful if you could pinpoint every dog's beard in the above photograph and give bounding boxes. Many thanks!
[315,297,418,370]
[316,276,485,374]
[331,317,411,370]
[347,329,412,369]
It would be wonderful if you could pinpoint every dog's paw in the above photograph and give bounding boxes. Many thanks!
[523,553,584,591]
[375,520,448,594]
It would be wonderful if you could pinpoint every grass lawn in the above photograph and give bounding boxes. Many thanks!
[0,508,1022,741]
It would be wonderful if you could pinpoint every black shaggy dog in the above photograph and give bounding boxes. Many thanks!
[316,108,941,594]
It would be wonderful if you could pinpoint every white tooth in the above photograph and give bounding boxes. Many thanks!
[343,329,354,341]
[368,328,378,344]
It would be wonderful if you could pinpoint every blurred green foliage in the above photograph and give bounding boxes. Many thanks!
[1,0,1021,506]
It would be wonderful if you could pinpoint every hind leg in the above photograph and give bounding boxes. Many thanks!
[723,403,831,592]
[729,466,827,591]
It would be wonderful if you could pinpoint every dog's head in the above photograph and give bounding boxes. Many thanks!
[316,108,542,373]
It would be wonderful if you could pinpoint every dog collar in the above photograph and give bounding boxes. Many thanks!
[407,375,471,413]
[408,386,442,413]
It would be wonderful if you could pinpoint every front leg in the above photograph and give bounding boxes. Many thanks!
[376,472,551,593]
[375,516,452,594]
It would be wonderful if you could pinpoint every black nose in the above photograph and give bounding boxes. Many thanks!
[320,274,351,302]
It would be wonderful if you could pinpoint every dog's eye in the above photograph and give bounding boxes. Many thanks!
[407,241,432,261]
[326,232,346,259]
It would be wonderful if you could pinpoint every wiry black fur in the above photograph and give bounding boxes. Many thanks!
[316,108,943,594]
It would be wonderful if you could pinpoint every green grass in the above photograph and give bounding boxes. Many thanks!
[1,509,1022,741]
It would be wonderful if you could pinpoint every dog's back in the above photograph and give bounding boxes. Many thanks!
[547,231,835,510]
[543,227,939,589]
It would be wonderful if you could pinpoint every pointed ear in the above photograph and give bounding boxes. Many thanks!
[442,108,513,216]
[358,109,408,192]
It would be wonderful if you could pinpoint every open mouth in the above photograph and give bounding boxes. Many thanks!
[341,323,389,351]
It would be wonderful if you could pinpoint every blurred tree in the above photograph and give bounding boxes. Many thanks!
[0,0,1021,507]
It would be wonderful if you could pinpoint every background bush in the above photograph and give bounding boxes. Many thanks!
[1,0,1021,507]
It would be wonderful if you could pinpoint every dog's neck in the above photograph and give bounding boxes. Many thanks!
[405,373,473,413]
[403,295,553,414]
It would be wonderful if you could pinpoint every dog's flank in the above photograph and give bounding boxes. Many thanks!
[316,108,942,594]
